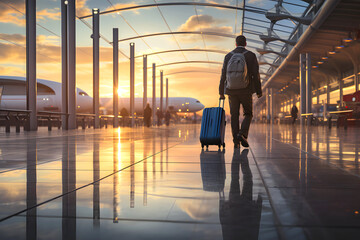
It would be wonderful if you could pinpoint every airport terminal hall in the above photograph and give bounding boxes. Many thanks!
[1,0,360,239]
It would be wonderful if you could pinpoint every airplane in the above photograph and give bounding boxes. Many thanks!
[0,76,205,114]
[0,76,92,112]
[100,97,205,114]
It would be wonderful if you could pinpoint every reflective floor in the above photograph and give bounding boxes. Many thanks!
[0,123,359,240]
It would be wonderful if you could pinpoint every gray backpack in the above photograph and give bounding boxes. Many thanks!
[226,51,249,89]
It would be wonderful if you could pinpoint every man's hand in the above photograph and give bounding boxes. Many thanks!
[219,94,225,100]
[257,93,262,98]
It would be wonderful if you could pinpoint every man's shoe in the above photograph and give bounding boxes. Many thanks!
[237,133,249,147]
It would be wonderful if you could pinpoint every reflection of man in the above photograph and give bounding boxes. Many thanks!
[219,149,262,240]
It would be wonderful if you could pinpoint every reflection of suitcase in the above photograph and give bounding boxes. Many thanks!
[200,150,226,192]
[200,99,226,149]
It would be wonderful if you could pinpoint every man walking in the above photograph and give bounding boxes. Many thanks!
[291,104,298,124]
[219,35,262,148]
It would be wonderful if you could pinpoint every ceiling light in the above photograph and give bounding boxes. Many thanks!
[328,50,336,55]
[312,65,318,69]
[321,56,328,60]
[335,45,345,49]
[317,61,324,65]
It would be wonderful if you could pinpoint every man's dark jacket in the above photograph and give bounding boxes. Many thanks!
[219,47,262,96]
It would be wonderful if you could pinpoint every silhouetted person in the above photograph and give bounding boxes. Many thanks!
[165,110,171,126]
[120,107,129,126]
[219,149,262,240]
[291,104,298,124]
[156,110,163,126]
[143,103,152,127]
[219,35,262,148]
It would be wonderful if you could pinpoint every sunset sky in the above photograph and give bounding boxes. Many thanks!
[0,0,303,111]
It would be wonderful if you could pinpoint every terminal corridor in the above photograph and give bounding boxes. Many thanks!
[0,124,359,240]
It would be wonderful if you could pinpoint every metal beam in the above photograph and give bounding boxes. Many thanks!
[152,61,222,68]
[118,31,235,42]
[135,48,228,58]
[143,55,147,110]
[130,43,135,127]
[93,8,100,129]
[61,0,68,130]
[68,0,76,129]
[26,0,37,131]
[79,2,265,19]
[113,28,119,128]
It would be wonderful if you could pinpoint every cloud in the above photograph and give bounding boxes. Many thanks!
[76,0,91,17]
[177,14,232,42]
[37,8,61,21]
[0,0,62,26]
[248,0,266,6]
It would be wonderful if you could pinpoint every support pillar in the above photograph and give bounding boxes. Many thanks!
[160,70,164,114]
[306,53,312,114]
[92,8,100,129]
[152,63,156,125]
[266,88,271,123]
[143,55,147,111]
[316,88,320,105]
[113,28,119,128]
[355,63,359,92]
[270,88,274,124]
[339,74,344,107]
[61,0,68,130]
[299,53,306,125]
[26,0,37,131]
[68,0,76,129]
[166,78,168,111]
[130,43,135,127]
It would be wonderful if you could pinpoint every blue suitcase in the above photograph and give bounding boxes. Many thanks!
[200,99,226,149]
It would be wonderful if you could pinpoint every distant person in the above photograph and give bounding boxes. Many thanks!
[164,110,171,126]
[156,110,163,126]
[291,104,298,124]
[219,35,262,148]
[120,107,129,126]
[143,103,152,127]
[219,149,262,240]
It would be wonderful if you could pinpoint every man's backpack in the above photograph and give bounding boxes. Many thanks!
[226,51,249,89]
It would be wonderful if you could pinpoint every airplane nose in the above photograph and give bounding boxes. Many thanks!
[200,103,205,110]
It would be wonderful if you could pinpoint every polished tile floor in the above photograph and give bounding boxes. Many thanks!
[0,123,359,240]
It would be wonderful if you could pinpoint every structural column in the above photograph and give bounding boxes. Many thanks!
[130,43,135,127]
[339,74,344,107]
[270,88,274,124]
[306,53,312,115]
[266,88,271,123]
[92,9,100,128]
[68,0,76,129]
[143,55,147,110]
[26,0,37,131]
[160,70,164,114]
[61,0,68,130]
[355,63,359,92]
[152,63,156,125]
[166,78,168,111]
[299,53,306,125]
[113,28,119,128]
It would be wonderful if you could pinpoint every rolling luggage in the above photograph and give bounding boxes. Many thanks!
[200,99,226,149]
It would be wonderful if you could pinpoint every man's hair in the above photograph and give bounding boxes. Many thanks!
[236,35,246,46]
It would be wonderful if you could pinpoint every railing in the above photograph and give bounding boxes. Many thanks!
[0,109,31,133]
[37,111,68,131]
[76,113,95,129]
[328,110,353,129]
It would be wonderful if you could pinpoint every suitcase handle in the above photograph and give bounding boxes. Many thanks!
[218,98,225,108]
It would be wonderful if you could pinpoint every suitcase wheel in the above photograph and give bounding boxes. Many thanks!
[218,144,221,149]
[223,143,225,149]
[201,144,204,149]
